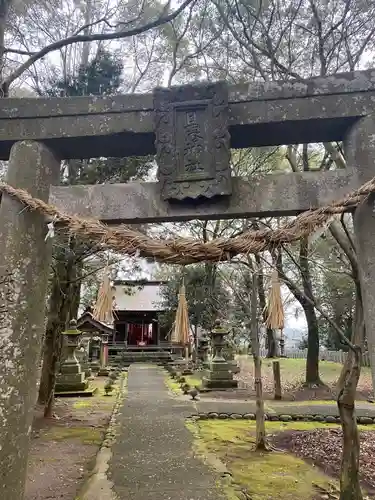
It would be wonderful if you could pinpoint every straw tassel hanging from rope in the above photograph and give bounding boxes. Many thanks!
[171,280,191,365]
[265,270,285,332]
[93,266,116,326]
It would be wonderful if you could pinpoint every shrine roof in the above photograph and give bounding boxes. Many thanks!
[76,312,114,334]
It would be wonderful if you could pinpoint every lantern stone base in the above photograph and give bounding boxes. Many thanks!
[182,368,193,375]
[81,363,92,378]
[55,388,97,398]
[229,361,240,374]
[55,360,89,393]
[90,360,100,372]
[55,373,89,393]
[202,361,238,390]
[98,367,110,376]
[76,353,91,378]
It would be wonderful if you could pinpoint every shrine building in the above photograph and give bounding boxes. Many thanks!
[110,280,171,355]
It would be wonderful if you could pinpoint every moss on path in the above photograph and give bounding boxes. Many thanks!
[187,419,344,500]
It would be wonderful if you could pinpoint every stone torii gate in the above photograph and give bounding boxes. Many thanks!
[1,70,375,497]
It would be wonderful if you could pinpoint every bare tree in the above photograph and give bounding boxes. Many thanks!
[0,0,195,94]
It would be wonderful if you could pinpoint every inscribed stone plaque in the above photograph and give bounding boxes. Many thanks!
[153,82,231,201]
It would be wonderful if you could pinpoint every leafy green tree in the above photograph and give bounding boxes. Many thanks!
[46,49,123,97]
[158,264,231,335]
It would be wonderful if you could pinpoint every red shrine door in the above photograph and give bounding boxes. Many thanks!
[127,323,153,346]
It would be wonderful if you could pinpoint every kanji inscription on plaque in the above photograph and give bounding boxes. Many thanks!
[153,82,231,201]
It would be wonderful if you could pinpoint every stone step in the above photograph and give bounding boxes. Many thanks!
[109,351,173,365]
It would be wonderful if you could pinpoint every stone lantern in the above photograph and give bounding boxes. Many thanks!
[98,333,110,376]
[224,341,240,375]
[76,340,92,378]
[90,335,101,372]
[202,319,238,390]
[197,334,210,367]
[55,319,88,393]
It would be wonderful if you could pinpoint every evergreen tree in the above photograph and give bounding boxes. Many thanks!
[46,49,123,97]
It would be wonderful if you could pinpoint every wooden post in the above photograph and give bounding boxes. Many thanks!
[0,141,60,499]
[272,361,282,400]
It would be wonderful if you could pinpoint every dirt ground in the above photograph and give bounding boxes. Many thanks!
[234,356,374,401]
[25,378,119,500]
[273,428,375,497]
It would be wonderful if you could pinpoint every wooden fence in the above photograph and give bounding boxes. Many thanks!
[258,348,371,367]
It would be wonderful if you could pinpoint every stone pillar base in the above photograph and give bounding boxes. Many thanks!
[202,361,238,390]
[55,381,89,393]
[55,372,88,393]
[202,378,238,389]
[90,361,100,371]
[98,368,110,376]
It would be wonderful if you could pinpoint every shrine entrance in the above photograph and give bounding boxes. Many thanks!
[2,70,375,497]
[127,322,153,346]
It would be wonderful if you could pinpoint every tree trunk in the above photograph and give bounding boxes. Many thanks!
[337,289,364,393]
[273,361,282,400]
[329,219,366,394]
[0,0,12,93]
[266,328,278,358]
[38,258,71,414]
[250,274,268,450]
[275,248,320,384]
[303,300,321,385]
[69,259,83,320]
[338,346,363,500]
[37,275,64,406]
[299,237,321,386]
[38,237,79,417]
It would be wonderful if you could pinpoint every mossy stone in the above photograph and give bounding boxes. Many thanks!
[325,416,337,423]
[358,416,373,425]
[314,415,325,422]
[279,414,293,422]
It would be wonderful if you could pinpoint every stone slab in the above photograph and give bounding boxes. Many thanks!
[2,69,374,121]
[55,381,88,392]
[0,69,375,159]
[54,388,96,397]
[49,167,363,223]
[202,379,238,389]
[108,365,226,500]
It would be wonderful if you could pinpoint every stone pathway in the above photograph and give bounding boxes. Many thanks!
[108,365,227,500]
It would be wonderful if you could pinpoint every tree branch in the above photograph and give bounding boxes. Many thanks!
[4,47,36,56]
[3,0,195,90]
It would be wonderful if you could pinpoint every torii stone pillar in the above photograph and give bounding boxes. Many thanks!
[0,141,60,499]
[346,115,375,394]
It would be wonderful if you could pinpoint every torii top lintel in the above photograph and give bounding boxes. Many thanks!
[0,68,375,163]
[3,69,375,219]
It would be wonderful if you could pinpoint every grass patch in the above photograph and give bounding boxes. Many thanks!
[165,377,181,394]
[165,372,202,393]
[274,399,338,406]
[187,419,340,500]
[73,400,93,409]
[44,426,103,446]
[185,375,202,388]
[259,357,371,386]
